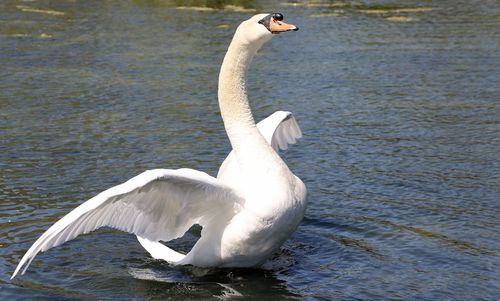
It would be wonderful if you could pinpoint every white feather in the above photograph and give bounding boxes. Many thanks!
[12,169,243,278]
[217,111,303,185]
[257,111,302,151]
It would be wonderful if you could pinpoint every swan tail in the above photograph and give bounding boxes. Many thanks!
[137,236,185,263]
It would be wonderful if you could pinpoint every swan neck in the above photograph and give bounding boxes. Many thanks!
[218,35,266,143]
[218,42,258,126]
[217,29,284,179]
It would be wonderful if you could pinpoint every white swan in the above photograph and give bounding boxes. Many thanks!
[11,13,306,279]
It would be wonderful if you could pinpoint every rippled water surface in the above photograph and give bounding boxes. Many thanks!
[1,0,499,300]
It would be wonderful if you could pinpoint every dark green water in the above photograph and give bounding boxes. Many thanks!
[1,0,499,300]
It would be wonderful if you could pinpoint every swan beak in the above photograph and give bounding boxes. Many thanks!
[269,19,299,34]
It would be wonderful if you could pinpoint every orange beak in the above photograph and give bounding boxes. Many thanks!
[269,17,299,34]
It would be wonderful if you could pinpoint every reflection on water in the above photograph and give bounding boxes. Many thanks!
[1,0,499,300]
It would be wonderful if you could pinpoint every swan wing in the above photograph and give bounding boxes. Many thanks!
[12,168,242,279]
[256,111,303,151]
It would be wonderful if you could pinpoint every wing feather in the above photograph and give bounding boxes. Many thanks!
[256,111,303,151]
[12,168,242,279]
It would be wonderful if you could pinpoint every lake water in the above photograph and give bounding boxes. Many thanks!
[1,0,499,300]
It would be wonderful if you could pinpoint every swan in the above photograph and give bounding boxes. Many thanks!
[11,13,306,279]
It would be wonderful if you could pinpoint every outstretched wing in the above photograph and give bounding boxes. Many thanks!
[12,168,243,279]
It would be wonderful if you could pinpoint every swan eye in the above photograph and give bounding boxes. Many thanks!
[272,13,283,21]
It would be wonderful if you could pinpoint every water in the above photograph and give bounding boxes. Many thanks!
[1,0,499,299]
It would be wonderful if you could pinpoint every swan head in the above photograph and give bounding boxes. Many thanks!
[235,13,298,47]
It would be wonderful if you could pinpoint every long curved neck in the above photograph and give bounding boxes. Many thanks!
[218,33,269,156]
[218,26,292,197]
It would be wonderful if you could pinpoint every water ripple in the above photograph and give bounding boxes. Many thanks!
[1,0,499,300]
